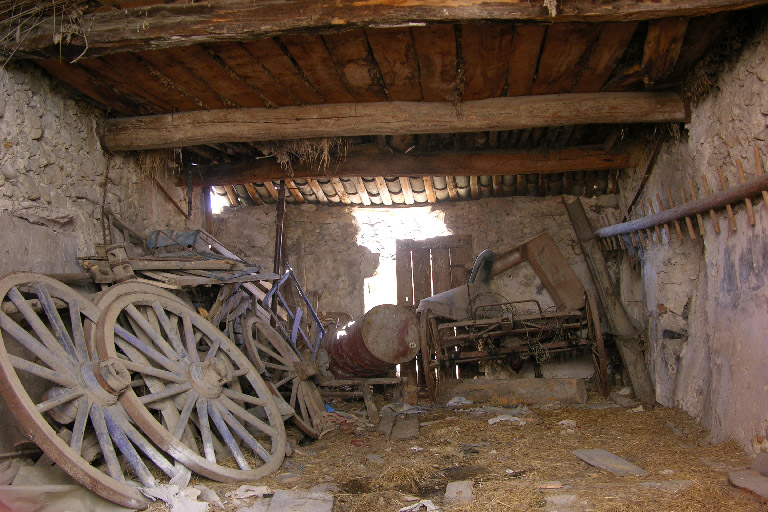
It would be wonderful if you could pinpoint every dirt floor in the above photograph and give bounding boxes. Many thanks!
[159,393,767,512]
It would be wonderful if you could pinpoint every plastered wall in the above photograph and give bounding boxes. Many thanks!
[617,21,768,452]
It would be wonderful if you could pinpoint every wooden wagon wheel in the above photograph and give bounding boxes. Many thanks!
[243,315,325,438]
[419,310,437,403]
[94,291,286,482]
[0,273,184,509]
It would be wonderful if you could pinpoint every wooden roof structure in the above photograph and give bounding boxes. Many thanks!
[4,0,766,207]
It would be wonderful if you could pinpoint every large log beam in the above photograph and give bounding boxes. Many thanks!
[104,92,687,151]
[7,0,768,59]
[182,146,629,187]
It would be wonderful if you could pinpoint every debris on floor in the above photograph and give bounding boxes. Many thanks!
[729,469,768,499]
[572,448,649,476]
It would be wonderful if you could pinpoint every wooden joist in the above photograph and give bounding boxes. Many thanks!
[183,146,629,187]
[104,93,687,151]
[9,0,768,59]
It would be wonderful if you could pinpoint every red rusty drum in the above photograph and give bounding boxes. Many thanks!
[320,304,419,378]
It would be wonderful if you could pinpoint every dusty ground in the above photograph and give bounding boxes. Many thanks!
[157,394,766,512]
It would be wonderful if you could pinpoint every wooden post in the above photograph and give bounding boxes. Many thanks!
[271,180,286,327]
[564,198,655,406]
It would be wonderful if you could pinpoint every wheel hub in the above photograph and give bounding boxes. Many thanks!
[81,358,131,406]
[188,357,231,399]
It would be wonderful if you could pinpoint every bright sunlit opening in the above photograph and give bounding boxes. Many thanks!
[210,190,230,214]
[353,207,451,312]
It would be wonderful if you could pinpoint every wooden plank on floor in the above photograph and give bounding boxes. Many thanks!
[366,27,422,101]
[280,34,356,103]
[412,24,457,102]
[506,25,547,97]
[532,23,600,95]
[572,449,648,476]
[375,177,393,205]
[641,18,689,87]
[460,24,514,100]
[242,38,325,104]
[323,29,388,102]
[572,22,638,93]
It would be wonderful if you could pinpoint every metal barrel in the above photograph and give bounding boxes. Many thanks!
[320,304,420,378]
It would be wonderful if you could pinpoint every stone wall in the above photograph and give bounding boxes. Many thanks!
[0,63,203,451]
[617,21,768,452]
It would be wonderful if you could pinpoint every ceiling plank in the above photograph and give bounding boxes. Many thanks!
[365,27,423,101]
[354,178,372,205]
[77,56,174,112]
[105,92,687,150]
[412,25,457,102]
[243,182,263,205]
[286,179,306,203]
[492,175,503,197]
[210,42,298,106]
[505,25,547,97]
[423,176,437,203]
[641,18,690,87]
[225,185,239,206]
[531,23,601,95]
[308,179,329,203]
[375,177,393,205]
[460,24,515,100]
[330,178,352,204]
[323,29,389,102]
[241,39,325,105]
[11,0,766,59]
[470,176,479,199]
[400,177,415,205]
[263,181,279,201]
[184,146,631,186]
[279,35,356,103]
[572,22,639,93]
[446,176,459,200]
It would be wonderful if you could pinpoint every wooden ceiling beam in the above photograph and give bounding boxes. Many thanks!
[104,92,687,151]
[183,146,631,187]
[10,0,767,59]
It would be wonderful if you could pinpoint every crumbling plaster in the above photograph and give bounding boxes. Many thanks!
[618,22,768,452]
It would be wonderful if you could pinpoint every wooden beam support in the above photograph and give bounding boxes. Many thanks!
[330,178,352,204]
[308,179,328,203]
[353,178,372,206]
[400,177,415,205]
[183,146,629,187]
[423,176,437,203]
[243,182,263,205]
[104,93,687,151]
[285,179,305,203]
[12,1,767,59]
[446,176,459,200]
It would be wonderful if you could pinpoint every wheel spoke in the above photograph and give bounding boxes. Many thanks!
[274,373,295,389]
[207,401,250,471]
[289,378,298,409]
[219,395,277,438]
[263,362,291,372]
[35,284,79,361]
[150,302,187,360]
[114,325,183,374]
[182,314,200,363]
[67,300,91,361]
[9,355,76,387]
[214,401,271,463]
[139,383,191,405]
[222,388,268,408]
[107,406,178,480]
[121,360,185,384]
[173,391,197,440]
[251,339,289,365]
[0,311,72,376]
[70,397,91,456]
[7,287,75,366]
[204,338,221,362]
[297,384,311,424]
[196,398,215,462]
[103,408,157,488]
[36,387,84,414]
[125,304,180,362]
[89,405,124,482]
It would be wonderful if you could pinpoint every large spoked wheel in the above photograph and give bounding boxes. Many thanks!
[243,315,325,438]
[0,273,183,509]
[95,292,286,481]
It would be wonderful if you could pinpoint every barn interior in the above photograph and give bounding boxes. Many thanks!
[2,1,768,511]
